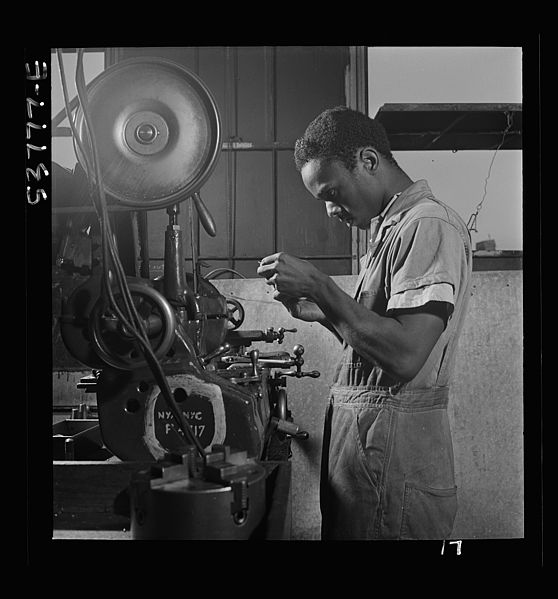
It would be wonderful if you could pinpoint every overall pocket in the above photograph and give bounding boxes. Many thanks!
[323,405,383,539]
[328,405,382,491]
[355,407,390,489]
[399,482,457,540]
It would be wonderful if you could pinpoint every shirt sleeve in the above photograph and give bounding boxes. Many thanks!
[386,216,466,313]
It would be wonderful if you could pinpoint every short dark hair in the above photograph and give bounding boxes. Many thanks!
[294,106,396,171]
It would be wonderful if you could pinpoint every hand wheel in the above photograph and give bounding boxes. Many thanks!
[226,298,245,330]
[89,281,176,370]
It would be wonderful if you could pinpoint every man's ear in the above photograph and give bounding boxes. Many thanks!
[359,148,379,172]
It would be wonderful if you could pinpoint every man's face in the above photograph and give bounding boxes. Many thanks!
[300,156,382,230]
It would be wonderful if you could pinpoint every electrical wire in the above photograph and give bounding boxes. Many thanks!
[467,112,514,233]
[56,50,92,179]
[77,50,205,457]
[57,50,122,316]
[74,51,144,341]
[204,267,247,280]
[59,48,205,459]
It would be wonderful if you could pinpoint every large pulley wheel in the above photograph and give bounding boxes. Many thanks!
[89,282,176,370]
[74,57,221,210]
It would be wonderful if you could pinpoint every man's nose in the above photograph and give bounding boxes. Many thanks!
[325,201,341,218]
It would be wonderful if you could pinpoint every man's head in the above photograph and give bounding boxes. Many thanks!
[294,107,400,229]
[294,106,396,172]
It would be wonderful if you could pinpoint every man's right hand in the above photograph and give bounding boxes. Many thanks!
[274,292,343,342]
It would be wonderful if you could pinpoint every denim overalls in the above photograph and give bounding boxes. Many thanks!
[320,181,472,540]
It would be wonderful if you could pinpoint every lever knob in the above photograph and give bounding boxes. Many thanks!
[303,370,320,378]
[249,349,260,377]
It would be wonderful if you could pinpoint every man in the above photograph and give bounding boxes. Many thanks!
[257,106,472,540]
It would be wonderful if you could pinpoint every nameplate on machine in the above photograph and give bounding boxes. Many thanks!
[144,374,227,460]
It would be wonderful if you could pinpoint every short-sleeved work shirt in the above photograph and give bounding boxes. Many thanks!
[332,179,472,392]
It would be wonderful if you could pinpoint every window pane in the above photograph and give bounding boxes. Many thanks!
[276,150,351,263]
[235,152,274,258]
[237,47,271,144]
[276,46,349,143]
[198,152,230,258]
[228,259,261,279]
[307,258,352,276]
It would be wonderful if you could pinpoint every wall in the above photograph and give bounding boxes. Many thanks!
[213,269,524,540]
[448,270,524,538]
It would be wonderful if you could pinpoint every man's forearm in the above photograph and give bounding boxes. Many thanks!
[316,313,344,343]
[310,275,431,381]
[293,299,344,343]
[258,251,442,379]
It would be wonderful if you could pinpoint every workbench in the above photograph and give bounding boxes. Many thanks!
[53,458,292,540]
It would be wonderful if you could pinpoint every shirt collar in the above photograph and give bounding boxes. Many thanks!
[368,192,399,241]
[368,179,434,243]
[379,191,401,220]
[382,179,434,224]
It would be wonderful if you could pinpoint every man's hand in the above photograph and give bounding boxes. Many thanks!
[256,252,325,299]
[274,293,326,323]
[257,252,341,340]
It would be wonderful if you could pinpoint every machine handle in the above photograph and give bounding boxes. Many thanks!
[249,349,260,377]
[272,417,310,440]
[192,192,217,237]
[201,342,231,365]
[283,369,321,379]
